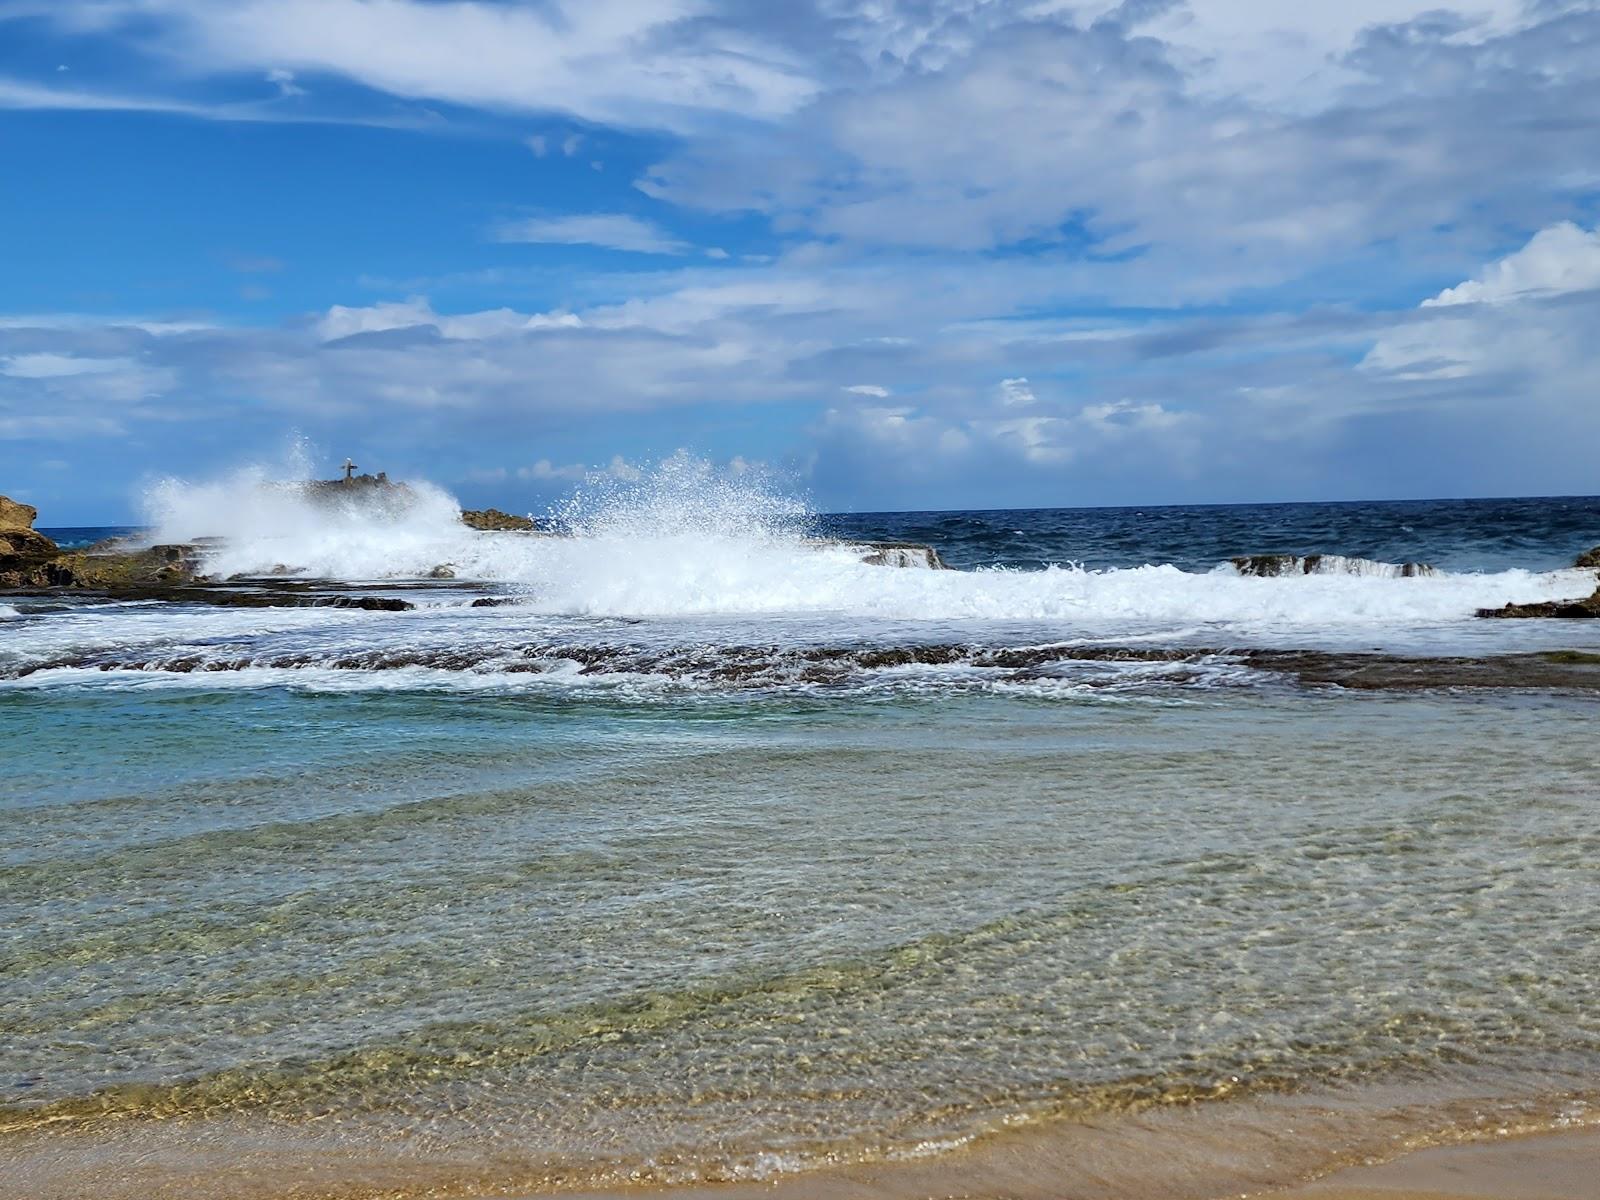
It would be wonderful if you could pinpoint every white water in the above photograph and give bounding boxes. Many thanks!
[128,458,1594,630]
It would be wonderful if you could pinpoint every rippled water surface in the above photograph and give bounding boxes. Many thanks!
[4,492,1600,1198]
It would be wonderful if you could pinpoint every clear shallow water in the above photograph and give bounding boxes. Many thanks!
[4,493,1600,1197]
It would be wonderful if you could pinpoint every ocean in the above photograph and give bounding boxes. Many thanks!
[3,479,1599,1199]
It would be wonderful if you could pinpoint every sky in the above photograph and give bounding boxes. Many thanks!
[1,0,1598,522]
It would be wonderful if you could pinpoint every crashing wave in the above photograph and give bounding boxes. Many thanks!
[1230,554,1438,579]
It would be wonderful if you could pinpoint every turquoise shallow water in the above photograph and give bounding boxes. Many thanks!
[4,496,1600,1197]
[4,682,1599,1193]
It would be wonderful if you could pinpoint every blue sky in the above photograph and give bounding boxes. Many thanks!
[2,0,1598,523]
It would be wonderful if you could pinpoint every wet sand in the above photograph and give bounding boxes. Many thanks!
[5,1116,1596,1200]
[1276,1128,1600,1199]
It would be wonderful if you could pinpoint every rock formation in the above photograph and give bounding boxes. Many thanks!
[0,494,58,558]
[1478,592,1600,619]
[858,542,947,569]
[461,508,538,531]
[1475,546,1600,617]
[1231,553,1436,578]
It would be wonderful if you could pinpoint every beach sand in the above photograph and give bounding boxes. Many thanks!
[4,1119,1596,1200]
[547,1127,1600,1200]
[1274,1128,1600,1200]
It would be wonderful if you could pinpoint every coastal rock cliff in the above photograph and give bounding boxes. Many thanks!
[0,494,58,558]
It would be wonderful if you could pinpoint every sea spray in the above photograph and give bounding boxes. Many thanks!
[131,456,1593,626]
[143,458,469,580]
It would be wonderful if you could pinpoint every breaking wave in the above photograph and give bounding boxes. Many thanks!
[126,457,1596,629]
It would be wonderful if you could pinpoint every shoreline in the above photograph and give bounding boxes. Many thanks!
[5,1075,1595,1200]
[1273,1126,1600,1199]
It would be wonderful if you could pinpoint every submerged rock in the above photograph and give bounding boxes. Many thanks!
[1231,553,1436,578]
[1478,590,1600,619]
[311,595,414,611]
[859,542,947,569]
[461,508,538,532]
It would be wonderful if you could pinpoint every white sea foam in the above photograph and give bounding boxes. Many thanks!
[0,604,20,619]
[125,456,1596,630]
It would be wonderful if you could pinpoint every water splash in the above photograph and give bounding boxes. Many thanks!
[126,452,1592,626]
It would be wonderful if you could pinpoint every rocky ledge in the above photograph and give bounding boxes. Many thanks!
[1476,545,1600,618]
[0,496,59,561]
[1231,553,1436,578]
[461,507,540,532]
[2,491,951,615]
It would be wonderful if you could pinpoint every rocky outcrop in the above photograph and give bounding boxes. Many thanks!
[0,494,40,530]
[1231,553,1436,578]
[0,494,59,559]
[1478,590,1600,619]
[0,493,61,582]
[461,508,539,532]
[859,542,947,569]
[303,471,412,500]
[43,544,202,589]
[1474,544,1600,616]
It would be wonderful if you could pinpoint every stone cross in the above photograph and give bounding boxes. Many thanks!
[342,458,358,481]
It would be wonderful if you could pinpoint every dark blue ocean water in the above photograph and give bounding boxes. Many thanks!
[816,495,1600,573]
[44,495,1600,574]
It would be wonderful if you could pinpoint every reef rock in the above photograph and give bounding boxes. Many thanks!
[1231,553,1436,579]
[1575,546,1600,570]
[461,508,538,532]
[859,542,947,569]
[45,544,204,590]
[1478,589,1600,619]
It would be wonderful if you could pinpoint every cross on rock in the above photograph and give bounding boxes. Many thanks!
[342,458,358,482]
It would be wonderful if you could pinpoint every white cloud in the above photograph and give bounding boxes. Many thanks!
[844,384,889,397]
[265,67,304,96]
[2,353,133,378]
[517,459,587,482]
[998,377,1035,407]
[68,0,818,129]
[1423,222,1600,307]
[1364,222,1600,380]
[315,298,583,342]
[493,213,691,256]
[525,134,547,157]
[0,73,418,128]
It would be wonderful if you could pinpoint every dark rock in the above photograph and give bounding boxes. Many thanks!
[0,527,58,556]
[1477,580,1600,618]
[1575,546,1600,570]
[461,508,538,532]
[470,596,518,608]
[307,595,413,611]
[859,541,947,569]
[1231,553,1435,578]
[427,564,456,579]
[1477,591,1600,618]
